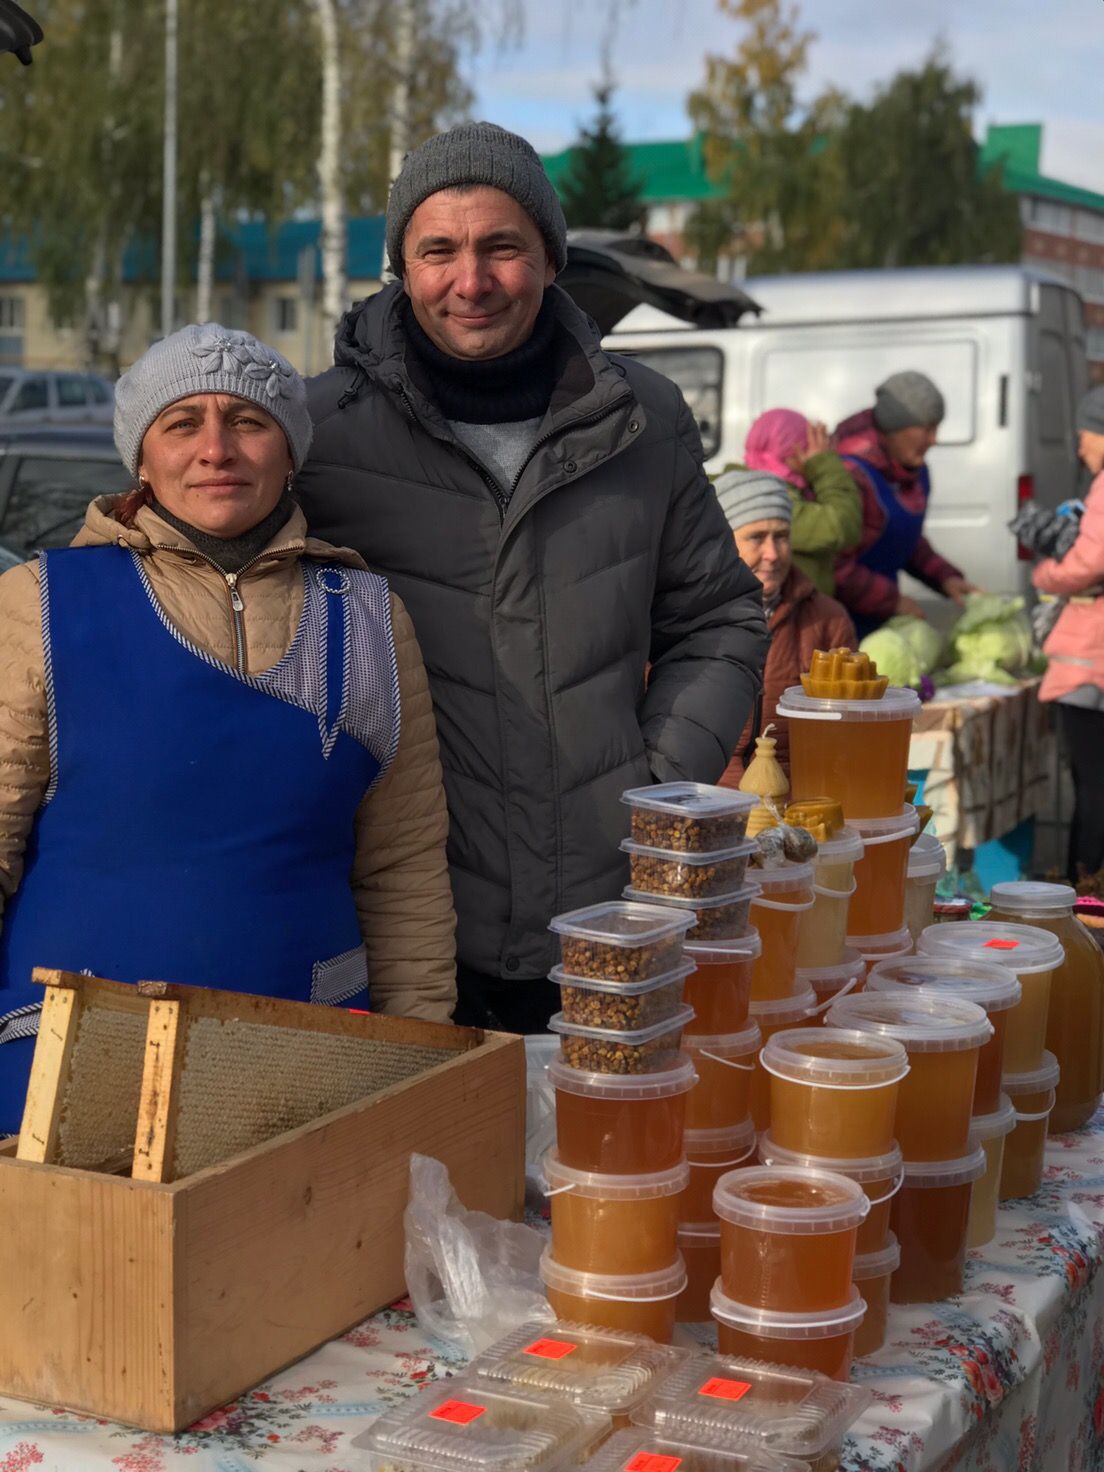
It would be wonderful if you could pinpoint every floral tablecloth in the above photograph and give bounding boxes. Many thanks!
[2,1106,1103,1472]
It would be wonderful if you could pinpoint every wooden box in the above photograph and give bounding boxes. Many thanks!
[0,972,525,1433]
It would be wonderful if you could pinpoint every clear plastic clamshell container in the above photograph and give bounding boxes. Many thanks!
[581,1427,804,1472]
[622,782,758,853]
[550,902,696,984]
[623,882,761,943]
[465,1320,690,1421]
[553,961,694,1033]
[621,837,758,899]
[549,1005,695,1075]
[354,1376,611,1472]
[635,1349,873,1467]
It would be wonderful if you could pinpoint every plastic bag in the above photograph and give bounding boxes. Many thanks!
[524,1033,558,1207]
[403,1153,553,1355]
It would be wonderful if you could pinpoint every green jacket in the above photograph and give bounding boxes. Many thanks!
[717,451,861,595]
[789,451,862,594]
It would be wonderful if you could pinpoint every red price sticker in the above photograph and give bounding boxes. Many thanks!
[624,1454,682,1472]
[984,939,1020,951]
[429,1400,486,1426]
[522,1337,577,1361]
[698,1376,753,1402]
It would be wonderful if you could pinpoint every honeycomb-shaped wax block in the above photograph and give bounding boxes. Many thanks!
[800,647,889,699]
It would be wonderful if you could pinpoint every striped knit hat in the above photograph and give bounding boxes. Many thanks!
[713,467,793,532]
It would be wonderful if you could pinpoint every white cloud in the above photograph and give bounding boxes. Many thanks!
[465,0,1104,200]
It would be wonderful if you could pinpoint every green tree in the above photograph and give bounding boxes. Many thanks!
[830,48,1022,269]
[558,76,644,231]
[0,0,479,366]
[686,0,843,273]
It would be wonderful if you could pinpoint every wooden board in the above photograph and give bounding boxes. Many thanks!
[0,1156,174,1427]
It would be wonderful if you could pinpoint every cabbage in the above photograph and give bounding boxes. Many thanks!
[940,594,1035,684]
[885,615,944,675]
[859,626,922,689]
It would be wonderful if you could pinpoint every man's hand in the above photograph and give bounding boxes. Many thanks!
[942,575,979,606]
[785,420,829,472]
[896,594,927,620]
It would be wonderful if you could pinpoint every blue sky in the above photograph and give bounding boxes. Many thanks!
[466,0,1103,191]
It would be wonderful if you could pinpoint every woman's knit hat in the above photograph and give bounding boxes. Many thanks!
[872,371,945,432]
[113,323,313,476]
[385,121,568,275]
[713,467,794,532]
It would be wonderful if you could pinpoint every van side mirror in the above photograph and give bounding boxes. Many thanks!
[0,0,43,64]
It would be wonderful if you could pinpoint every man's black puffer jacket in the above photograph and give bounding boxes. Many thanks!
[298,281,767,981]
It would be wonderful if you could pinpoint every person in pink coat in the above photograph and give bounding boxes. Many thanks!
[1034,385,1104,879]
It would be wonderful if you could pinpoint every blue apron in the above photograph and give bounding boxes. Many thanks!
[0,546,399,1135]
[842,455,930,639]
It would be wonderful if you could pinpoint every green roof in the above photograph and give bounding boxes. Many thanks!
[981,124,1104,215]
[543,123,1104,221]
[541,135,727,203]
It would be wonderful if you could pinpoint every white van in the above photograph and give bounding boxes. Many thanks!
[602,265,1088,607]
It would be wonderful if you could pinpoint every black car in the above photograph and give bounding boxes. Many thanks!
[0,424,129,563]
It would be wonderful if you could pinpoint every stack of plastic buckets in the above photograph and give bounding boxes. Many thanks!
[777,661,921,978]
[987,882,1103,1133]
[825,991,992,1304]
[917,921,1065,1209]
[904,833,948,944]
[539,783,760,1342]
[542,899,699,1342]
[619,782,762,1326]
[747,860,819,1132]
[863,956,1022,1249]
[791,800,866,1020]
[756,1022,908,1359]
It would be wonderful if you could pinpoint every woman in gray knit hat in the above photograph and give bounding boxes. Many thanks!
[713,468,855,786]
[0,323,456,1136]
[834,370,978,637]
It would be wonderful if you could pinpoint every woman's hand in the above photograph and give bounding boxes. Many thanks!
[896,594,927,620]
[785,420,830,471]
[942,575,979,606]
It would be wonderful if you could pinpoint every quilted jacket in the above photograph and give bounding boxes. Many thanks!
[298,281,768,981]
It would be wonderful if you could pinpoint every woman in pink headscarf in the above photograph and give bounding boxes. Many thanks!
[743,408,861,596]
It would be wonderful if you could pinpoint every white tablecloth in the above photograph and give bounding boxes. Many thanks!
[2,1105,1103,1472]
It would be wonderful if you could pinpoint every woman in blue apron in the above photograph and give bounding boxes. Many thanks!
[834,371,976,639]
[0,324,456,1136]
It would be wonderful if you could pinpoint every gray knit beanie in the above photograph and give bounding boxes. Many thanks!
[385,121,568,275]
[1076,386,1104,435]
[714,468,794,533]
[872,371,945,433]
[113,323,313,477]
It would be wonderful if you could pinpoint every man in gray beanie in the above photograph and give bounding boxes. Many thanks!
[298,120,767,1033]
[713,467,854,786]
[834,370,976,637]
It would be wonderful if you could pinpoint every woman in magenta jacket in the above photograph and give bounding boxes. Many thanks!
[1034,386,1104,880]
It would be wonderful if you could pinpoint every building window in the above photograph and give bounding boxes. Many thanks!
[0,296,25,330]
[1076,265,1104,302]
[1027,199,1073,236]
[1074,209,1104,245]
[1086,327,1104,361]
[0,296,24,364]
[273,296,297,334]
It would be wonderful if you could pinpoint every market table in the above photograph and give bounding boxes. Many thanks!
[1,1106,1102,1472]
[909,676,1054,886]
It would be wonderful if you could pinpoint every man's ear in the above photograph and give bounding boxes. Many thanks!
[544,250,557,288]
